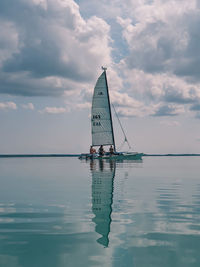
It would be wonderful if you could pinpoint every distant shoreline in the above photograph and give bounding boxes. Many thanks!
[0,154,79,158]
[0,153,200,158]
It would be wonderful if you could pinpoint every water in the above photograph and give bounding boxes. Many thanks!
[0,156,200,267]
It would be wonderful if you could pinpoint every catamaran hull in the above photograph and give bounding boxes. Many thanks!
[79,152,143,160]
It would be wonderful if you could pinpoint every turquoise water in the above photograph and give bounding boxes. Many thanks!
[0,157,200,267]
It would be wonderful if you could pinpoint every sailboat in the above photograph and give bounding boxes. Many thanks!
[79,67,143,160]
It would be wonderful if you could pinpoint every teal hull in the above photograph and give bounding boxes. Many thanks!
[79,152,143,160]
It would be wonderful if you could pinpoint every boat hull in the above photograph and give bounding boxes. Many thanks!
[79,152,143,160]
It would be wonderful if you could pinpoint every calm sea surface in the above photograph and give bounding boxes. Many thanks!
[0,156,200,267]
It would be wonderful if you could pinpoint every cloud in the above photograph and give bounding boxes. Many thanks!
[190,103,200,111]
[153,103,185,117]
[115,106,153,117]
[116,1,199,79]
[0,0,113,96]
[0,101,17,110]
[40,106,69,114]
[0,20,20,67]
[106,0,200,118]
[1,0,200,120]
[21,103,35,110]
[74,0,200,116]
[111,91,141,108]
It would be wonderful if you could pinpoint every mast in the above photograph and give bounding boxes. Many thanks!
[103,67,116,152]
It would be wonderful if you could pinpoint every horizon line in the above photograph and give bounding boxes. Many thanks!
[0,153,200,158]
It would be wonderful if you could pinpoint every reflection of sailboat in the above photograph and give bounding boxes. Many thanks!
[90,159,115,247]
[79,67,143,160]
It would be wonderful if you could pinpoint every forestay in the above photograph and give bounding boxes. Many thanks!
[91,70,115,147]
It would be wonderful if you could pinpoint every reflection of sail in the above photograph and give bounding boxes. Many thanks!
[91,160,115,247]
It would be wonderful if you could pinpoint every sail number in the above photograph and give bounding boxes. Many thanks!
[93,122,101,126]
[92,114,101,126]
[93,115,101,119]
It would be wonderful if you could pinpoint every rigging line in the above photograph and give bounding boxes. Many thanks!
[118,139,126,151]
[111,104,132,150]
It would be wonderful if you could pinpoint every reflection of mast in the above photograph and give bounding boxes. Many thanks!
[91,160,116,247]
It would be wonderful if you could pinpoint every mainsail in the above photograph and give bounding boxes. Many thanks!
[91,68,115,149]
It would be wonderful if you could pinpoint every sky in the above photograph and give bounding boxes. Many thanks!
[0,0,200,154]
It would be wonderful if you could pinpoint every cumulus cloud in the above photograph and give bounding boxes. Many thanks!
[117,0,199,80]
[1,0,200,119]
[0,101,17,110]
[0,0,112,96]
[112,0,200,118]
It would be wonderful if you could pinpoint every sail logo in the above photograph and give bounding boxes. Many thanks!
[98,92,103,95]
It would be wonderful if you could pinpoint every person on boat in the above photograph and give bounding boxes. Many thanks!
[109,145,114,155]
[90,146,96,154]
[98,145,105,156]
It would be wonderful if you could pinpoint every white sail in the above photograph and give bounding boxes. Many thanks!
[91,70,115,147]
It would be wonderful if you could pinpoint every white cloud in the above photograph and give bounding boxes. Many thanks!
[120,67,200,104]
[40,106,69,114]
[21,103,34,110]
[0,101,17,110]
[111,91,141,107]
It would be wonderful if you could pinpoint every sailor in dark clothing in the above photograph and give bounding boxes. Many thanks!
[98,145,105,156]
[109,145,114,155]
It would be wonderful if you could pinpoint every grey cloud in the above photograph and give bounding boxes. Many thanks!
[190,103,200,111]
[153,105,180,117]
[0,1,90,81]
[0,0,112,96]
[0,72,64,96]
[3,49,89,82]
[172,13,200,81]
[163,86,196,104]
